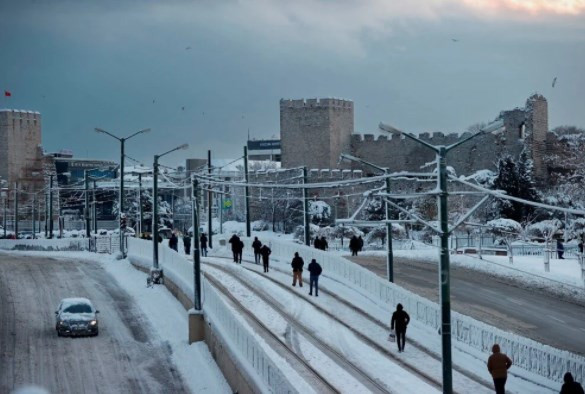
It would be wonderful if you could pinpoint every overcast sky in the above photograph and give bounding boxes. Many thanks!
[1,0,584,166]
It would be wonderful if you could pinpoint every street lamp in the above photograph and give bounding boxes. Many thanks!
[379,119,503,394]
[340,153,394,283]
[152,143,189,276]
[95,127,150,256]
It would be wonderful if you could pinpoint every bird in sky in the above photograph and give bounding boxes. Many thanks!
[185,46,191,50]
[152,99,155,104]
[451,38,459,42]
[181,106,185,111]
[552,77,557,88]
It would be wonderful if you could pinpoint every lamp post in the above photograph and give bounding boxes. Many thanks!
[379,119,503,394]
[340,153,394,282]
[14,182,18,238]
[95,127,150,256]
[243,146,251,237]
[152,143,189,272]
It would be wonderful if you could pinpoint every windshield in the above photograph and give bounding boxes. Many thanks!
[63,303,93,314]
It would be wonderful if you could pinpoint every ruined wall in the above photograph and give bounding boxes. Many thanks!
[0,110,44,201]
[280,98,353,170]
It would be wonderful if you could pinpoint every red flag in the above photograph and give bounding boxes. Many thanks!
[4,91,11,97]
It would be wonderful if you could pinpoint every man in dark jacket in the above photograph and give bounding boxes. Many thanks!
[313,237,321,250]
[252,237,262,264]
[560,372,585,394]
[307,258,322,296]
[183,234,191,255]
[349,235,359,256]
[321,236,328,251]
[260,244,272,273]
[169,232,178,252]
[390,303,410,352]
[557,239,565,259]
[358,235,364,252]
[200,233,208,257]
[487,344,512,394]
[237,239,244,263]
[229,234,240,262]
[291,252,304,287]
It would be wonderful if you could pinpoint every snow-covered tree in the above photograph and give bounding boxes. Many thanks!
[309,200,331,226]
[364,224,406,246]
[485,218,522,263]
[361,197,385,221]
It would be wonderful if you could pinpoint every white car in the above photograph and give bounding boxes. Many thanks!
[55,297,100,337]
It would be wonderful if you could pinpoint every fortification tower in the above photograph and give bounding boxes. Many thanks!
[524,94,549,183]
[0,109,44,202]
[280,98,354,169]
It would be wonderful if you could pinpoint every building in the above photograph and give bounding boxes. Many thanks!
[47,150,117,186]
[280,98,354,169]
[247,139,281,162]
[279,95,559,184]
[0,109,45,200]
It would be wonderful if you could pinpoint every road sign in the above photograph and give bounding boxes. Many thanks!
[223,199,232,209]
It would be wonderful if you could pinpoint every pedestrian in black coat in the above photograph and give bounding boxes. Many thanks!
[237,239,244,263]
[314,237,321,250]
[557,239,565,259]
[260,244,271,273]
[168,233,178,252]
[579,241,584,255]
[560,372,585,394]
[183,235,191,255]
[307,258,322,296]
[349,235,359,256]
[229,234,240,263]
[252,237,262,264]
[391,303,410,352]
[358,235,364,252]
[291,252,304,287]
[200,233,208,257]
[321,236,328,251]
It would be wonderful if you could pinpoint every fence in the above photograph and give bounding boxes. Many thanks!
[125,238,297,393]
[236,236,585,385]
[0,238,89,251]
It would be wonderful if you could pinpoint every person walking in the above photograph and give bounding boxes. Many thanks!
[168,232,178,252]
[578,241,584,255]
[260,244,272,273]
[487,344,512,394]
[560,372,585,394]
[557,239,565,259]
[200,233,208,257]
[229,234,240,262]
[349,235,359,256]
[321,236,328,251]
[390,303,410,352]
[183,234,191,255]
[307,258,322,296]
[237,238,244,263]
[291,252,304,287]
[314,237,321,250]
[252,236,262,264]
[358,235,364,252]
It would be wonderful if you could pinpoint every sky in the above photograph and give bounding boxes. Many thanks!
[1,0,584,167]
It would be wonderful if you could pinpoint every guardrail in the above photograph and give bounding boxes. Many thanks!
[0,238,89,251]
[126,238,297,393]
[235,236,585,386]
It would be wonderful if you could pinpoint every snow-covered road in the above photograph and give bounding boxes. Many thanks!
[0,253,188,394]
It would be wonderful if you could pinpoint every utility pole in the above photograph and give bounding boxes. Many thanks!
[120,138,125,255]
[138,173,143,237]
[44,192,48,238]
[14,182,18,238]
[93,180,97,234]
[303,167,310,246]
[192,178,201,309]
[32,193,36,239]
[244,146,251,237]
[3,193,7,238]
[153,157,160,268]
[85,171,90,238]
[208,149,213,248]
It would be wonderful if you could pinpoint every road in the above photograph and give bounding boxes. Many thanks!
[0,253,188,394]
[348,254,585,356]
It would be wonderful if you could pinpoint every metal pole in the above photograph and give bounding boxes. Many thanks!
[386,175,394,282]
[137,173,142,237]
[219,190,223,234]
[303,167,310,246]
[3,193,6,238]
[32,194,36,239]
[85,171,90,238]
[244,146,251,237]
[120,138,125,255]
[564,212,569,244]
[14,182,18,238]
[208,149,213,248]
[93,180,97,234]
[48,175,54,238]
[153,156,159,269]
[192,178,202,310]
[437,147,453,393]
[44,192,48,238]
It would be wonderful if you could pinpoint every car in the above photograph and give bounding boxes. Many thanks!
[55,297,100,337]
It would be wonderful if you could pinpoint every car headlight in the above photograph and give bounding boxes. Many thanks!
[58,320,67,326]
[89,320,97,326]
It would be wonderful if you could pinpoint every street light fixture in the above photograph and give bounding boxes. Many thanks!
[94,127,150,256]
[339,153,395,283]
[379,119,503,394]
[152,143,189,277]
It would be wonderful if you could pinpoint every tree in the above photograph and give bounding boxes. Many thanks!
[491,154,539,222]
[309,200,331,226]
[485,218,522,263]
